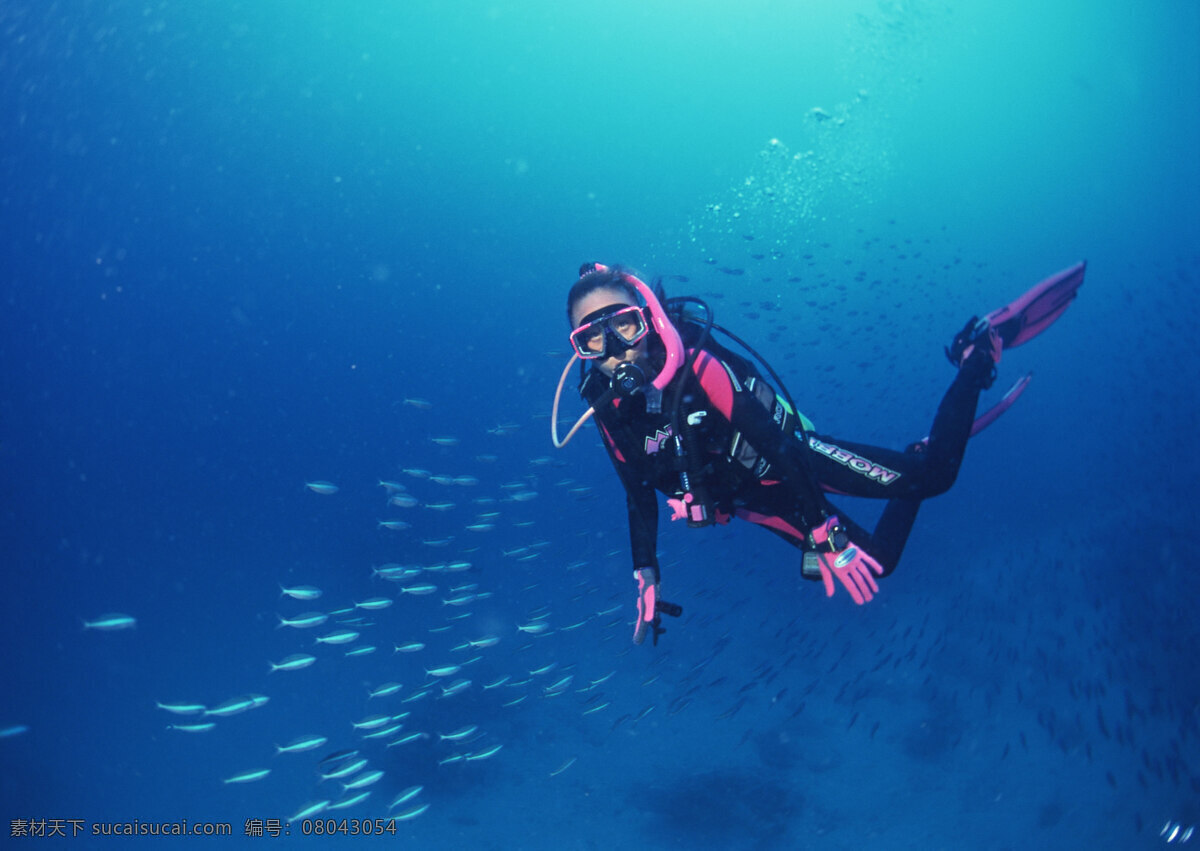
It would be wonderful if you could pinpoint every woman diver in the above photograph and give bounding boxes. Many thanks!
[551,261,1084,645]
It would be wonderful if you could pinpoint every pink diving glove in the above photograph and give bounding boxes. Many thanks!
[632,567,659,645]
[807,516,884,605]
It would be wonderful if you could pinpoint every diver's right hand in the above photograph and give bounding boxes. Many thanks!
[632,567,660,644]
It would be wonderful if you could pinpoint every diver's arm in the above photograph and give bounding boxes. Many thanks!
[590,403,661,569]
[611,459,667,644]
[609,452,659,570]
[592,405,667,645]
[625,479,659,570]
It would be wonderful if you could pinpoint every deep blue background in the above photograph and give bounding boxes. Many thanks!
[2,2,1198,848]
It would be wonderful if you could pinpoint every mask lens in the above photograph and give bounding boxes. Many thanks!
[569,305,646,359]
[609,307,647,343]
[569,317,608,358]
[577,324,606,355]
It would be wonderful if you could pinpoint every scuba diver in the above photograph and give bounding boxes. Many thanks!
[551,261,1085,645]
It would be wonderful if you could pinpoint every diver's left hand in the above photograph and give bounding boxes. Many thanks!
[813,546,883,604]
[808,517,884,605]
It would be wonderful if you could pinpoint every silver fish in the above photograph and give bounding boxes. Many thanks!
[425,664,461,678]
[388,786,424,809]
[275,735,328,755]
[392,802,431,821]
[351,714,391,730]
[354,597,393,611]
[223,768,270,784]
[438,724,478,742]
[204,697,257,717]
[276,612,328,629]
[83,613,136,631]
[466,743,503,761]
[315,629,359,645]
[517,621,550,635]
[288,801,330,821]
[367,682,403,699]
[341,769,385,791]
[400,584,437,596]
[320,757,368,780]
[155,701,206,715]
[386,732,426,748]
[439,679,472,699]
[269,653,317,673]
[328,790,372,810]
[279,584,323,600]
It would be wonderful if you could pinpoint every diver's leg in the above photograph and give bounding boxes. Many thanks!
[911,372,984,495]
[805,345,991,501]
[819,361,991,575]
[864,499,921,577]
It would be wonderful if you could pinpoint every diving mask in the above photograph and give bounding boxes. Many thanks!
[568,304,649,360]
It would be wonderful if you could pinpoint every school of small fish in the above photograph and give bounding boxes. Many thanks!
[130,412,641,826]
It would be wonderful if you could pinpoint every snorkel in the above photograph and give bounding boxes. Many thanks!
[611,266,685,394]
[551,264,685,448]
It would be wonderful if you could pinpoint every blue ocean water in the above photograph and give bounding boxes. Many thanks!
[3,1,1198,848]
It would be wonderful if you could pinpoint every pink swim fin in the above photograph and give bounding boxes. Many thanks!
[985,261,1086,350]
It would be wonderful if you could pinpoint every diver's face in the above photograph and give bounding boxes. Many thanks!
[571,287,648,377]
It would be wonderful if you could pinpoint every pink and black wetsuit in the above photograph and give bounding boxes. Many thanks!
[582,328,985,579]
